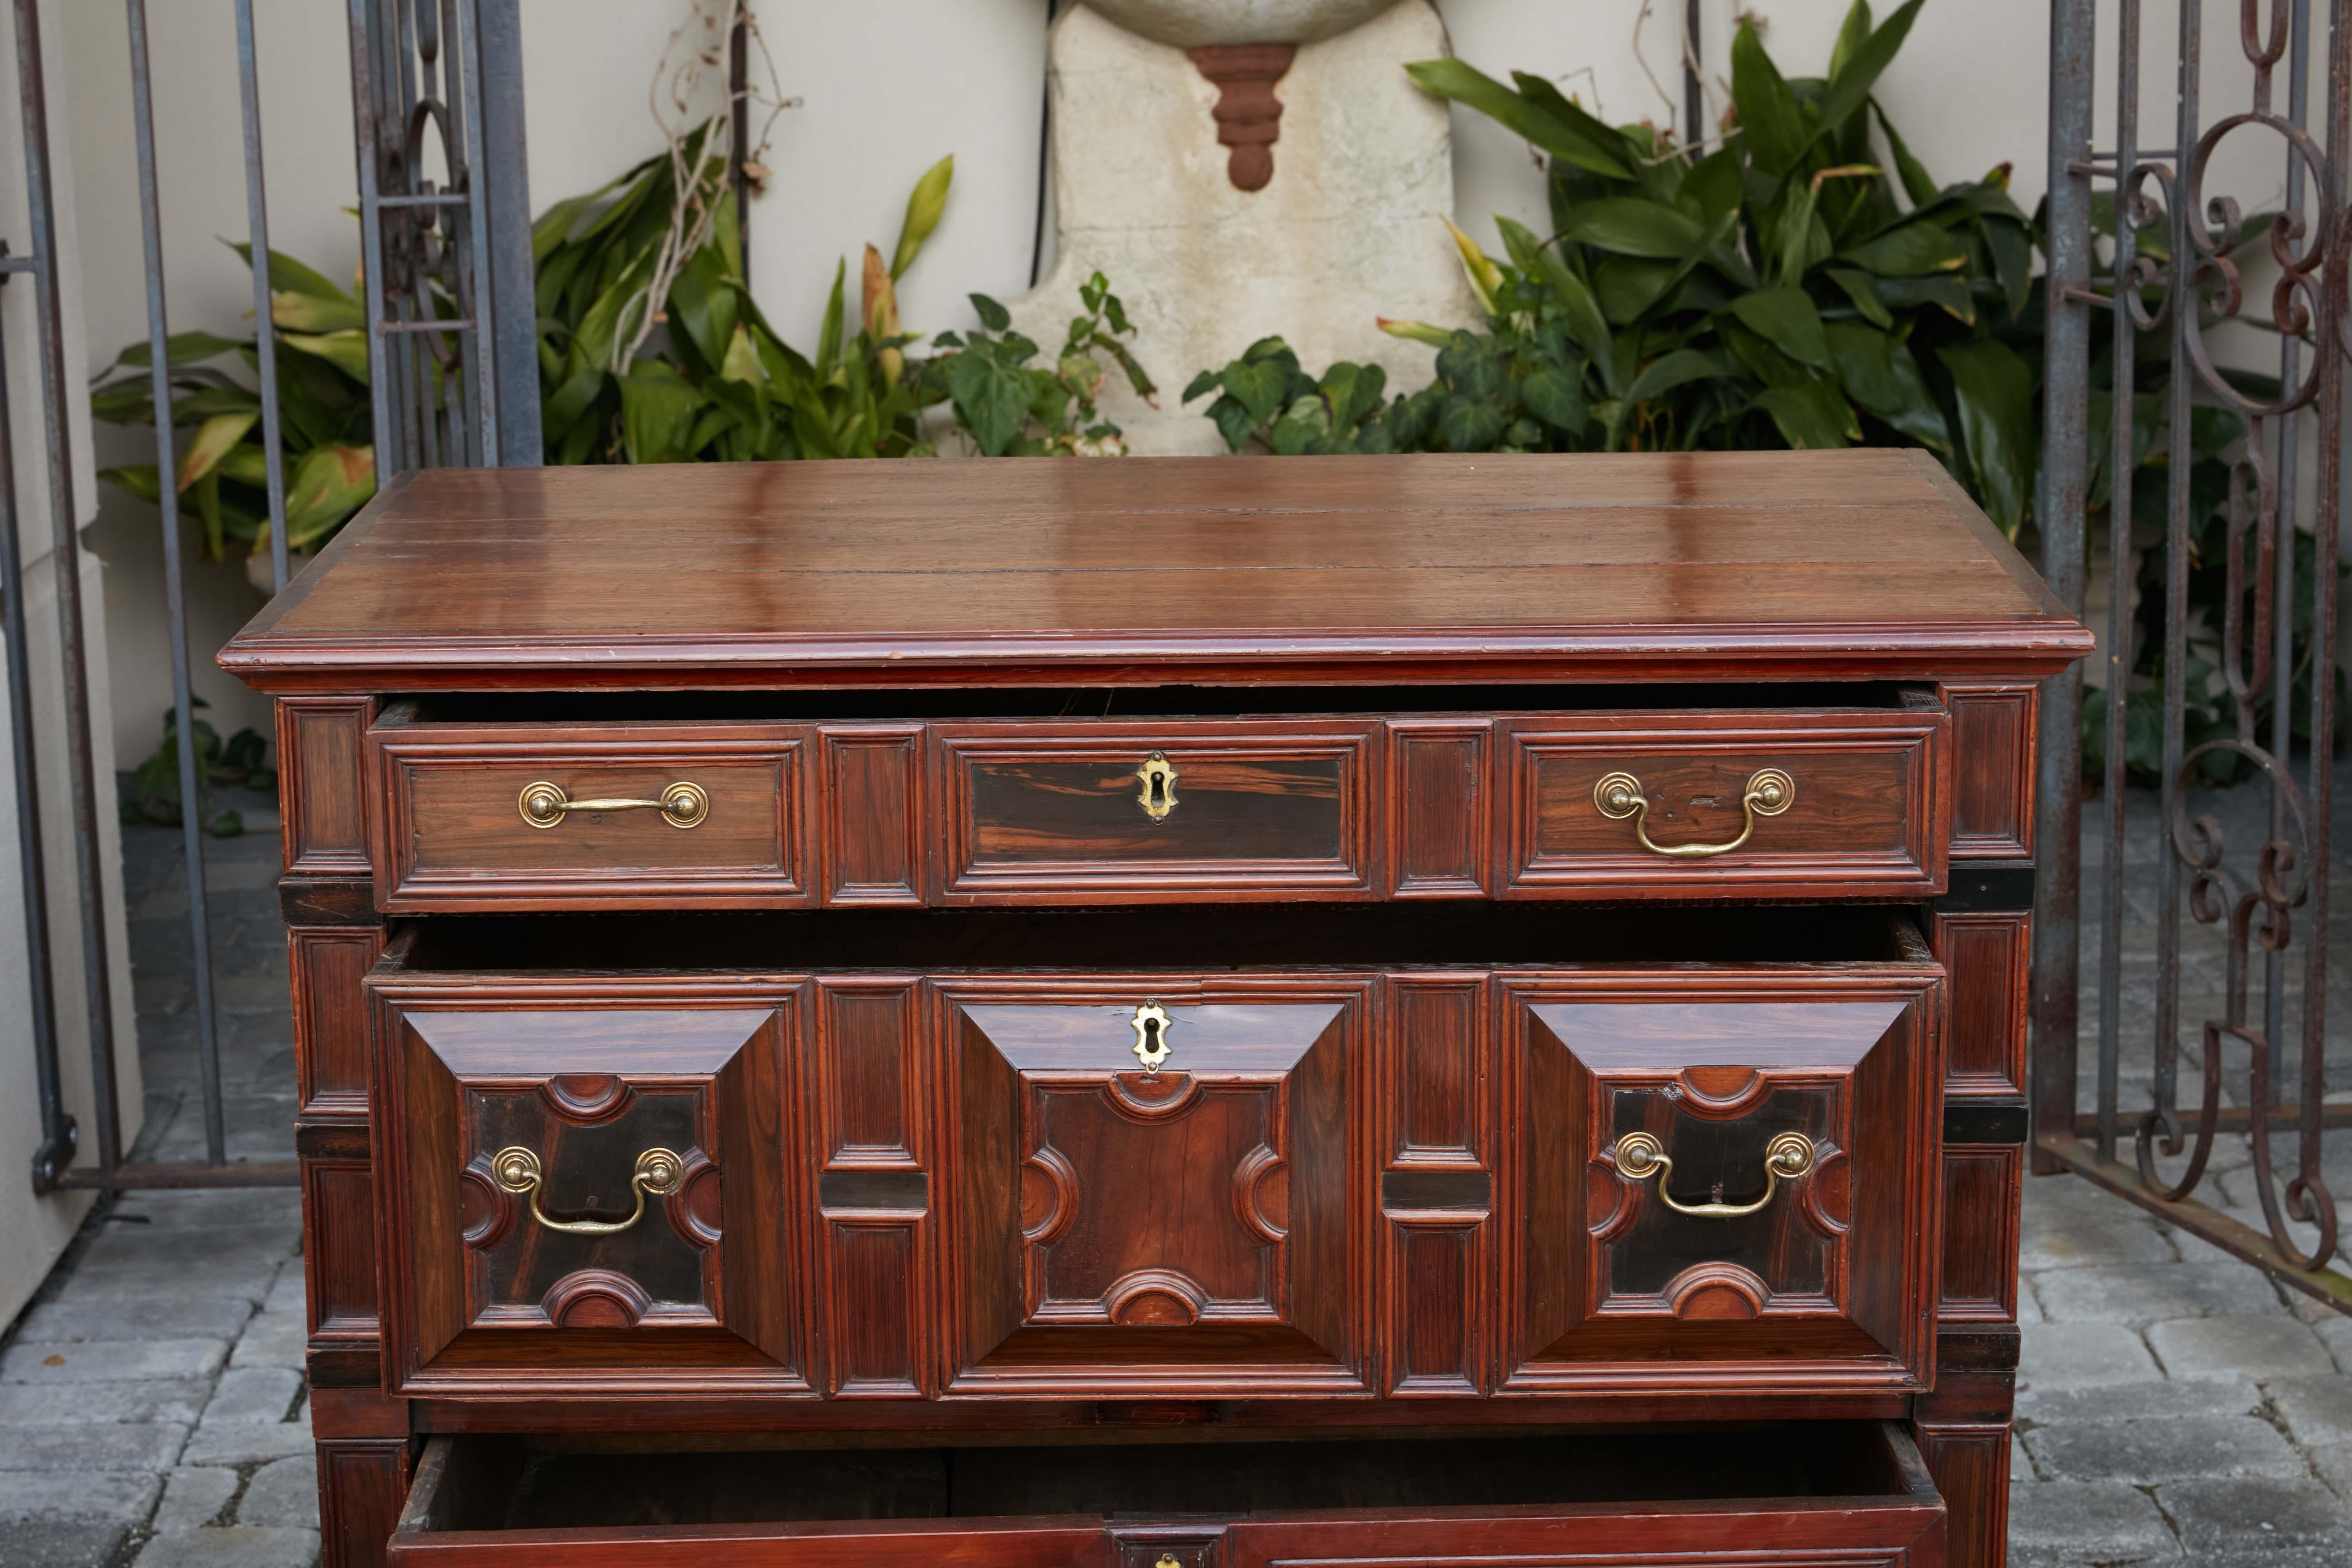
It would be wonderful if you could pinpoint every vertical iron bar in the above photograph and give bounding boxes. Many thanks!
[2034,0,2097,1171]
[454,0,497,466]
[233,0,290,595]
[126,0,226,1167]
[12,0,124,1174]
[2098,0,2144,1164]
[2265,0,2311,1103]
[349,0,398,472]
[475,0,538,465]
[2157,2,2201,1181]
[0,255,77,1194]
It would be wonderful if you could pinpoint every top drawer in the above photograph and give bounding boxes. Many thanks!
[360,699,1948,911]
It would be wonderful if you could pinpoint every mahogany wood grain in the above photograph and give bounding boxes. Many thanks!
[1942,685,2038,859]
[365,981,811,1398]
[1937,1147,2023,1326]
[1916,1418,2011,1568]
[1383,976,1491,1396]
[1935,911,2031,1100]
[822,727,927,906]
[280,698,374,874]
[938,721,1374,902]
[1502,965,1945,1395]
[304,1153,382,1347]
[219,452,2092,694]
[369,720,810,910]
[294,927,384,1115]
[320,1440,411,1568]
[1503,708,1948,900]
[1387,720,1491,898]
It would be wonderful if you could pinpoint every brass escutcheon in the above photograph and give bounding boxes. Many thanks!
[1130,1000,1173,1073]
[491,1144,686,1235]
[517,779,709,830]
[1135,752,1179,821]
[1592,767,1793,857]
[1611,1129,1816,1218]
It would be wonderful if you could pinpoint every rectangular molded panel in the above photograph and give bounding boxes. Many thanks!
[940,721,1375,902]
[293,927,383,1115]
[1944,684,2037,859]
[1936,909,2030,1098]
[823,726,927,906]
[369,720,810,910]
[1503,708,1947,900]
[1938,1145,2022,1324]
[280,698,374,875]
[810,979,931,1397]
[1386,720,1490,898]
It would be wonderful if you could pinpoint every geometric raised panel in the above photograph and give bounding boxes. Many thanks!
[1505,977,1942,1395]
[942,984,1367,1396]
[371,998,807,1397]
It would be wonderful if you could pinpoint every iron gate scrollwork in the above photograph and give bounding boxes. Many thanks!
[2038,0,2352,1311]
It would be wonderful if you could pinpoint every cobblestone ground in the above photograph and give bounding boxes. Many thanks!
[3,777,2351,1566]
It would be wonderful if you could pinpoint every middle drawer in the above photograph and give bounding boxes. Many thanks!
[363,908,1942,1406]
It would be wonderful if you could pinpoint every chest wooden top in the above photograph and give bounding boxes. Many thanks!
[219,449,2088,692]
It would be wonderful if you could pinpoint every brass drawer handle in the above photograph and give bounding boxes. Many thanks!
[517,779,709,830]
[1593,767,1793,857]
[1135,752,1179,821]
[1612,1130,1815,1218]
[491,1146,685,1236]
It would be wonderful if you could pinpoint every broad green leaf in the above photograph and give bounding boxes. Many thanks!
[970,292,1012,332]
[1319,361,1387,431]
[720,322,766,388]
[1823,319,1948,450]
[1753,382,1862,449]
[176,411,260,492]
[1875,274,1975,322]
[226,240,353,304]
[1727,286,1830,368]
[1221,356,1291,423]
[1872,103,1940,208]
[269,290,363,333]
[816,262,846,377]
[1982,215,2033,318]
[216,441,271,488]
[1828,0,1874,80]
[1404,59,1633,178]
[1730,20,1809,176]
[668,243,739,370]
[1681,148,1745,226]
[1558,198,1707,258]
[280,443,376,548]
[1533,254,1616,385]
[1508,71,1641,173]
[1594,256,1682,323]
[1819,0,1927,132]
[1841,221,1967,276]
[1938,338,2036,533]
[111,331,245,371]
[1181,368,1224,404]
[1623,348,1723,406]
[892,154,954,279]
[617,360,705,463]
[1823,266,1894,327]
[281,329,371,382]
[947,344,1038,456]
[98,464,163,504]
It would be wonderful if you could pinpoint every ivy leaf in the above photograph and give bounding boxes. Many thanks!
[1437,395,1505,453]
[1521,367,1588,434]
[970,293,1012,332]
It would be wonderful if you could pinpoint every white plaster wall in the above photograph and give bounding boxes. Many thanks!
[1,0,142,1331]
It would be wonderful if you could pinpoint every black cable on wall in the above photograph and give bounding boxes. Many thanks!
[1030,0,1057,286]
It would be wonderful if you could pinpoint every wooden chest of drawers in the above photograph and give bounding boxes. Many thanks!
[222,450,2089,1568]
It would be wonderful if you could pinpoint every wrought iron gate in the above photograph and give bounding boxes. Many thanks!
[2,0,534,1194]
[2036,0,2352,1312]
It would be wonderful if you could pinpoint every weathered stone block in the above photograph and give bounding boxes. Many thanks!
[235,1456,319,1530]
[129,1527,321,1568]
[149,1468,239,1533]
[0,1423,187,1473]
[199,1369,301,1426]
[0,1340,226,1385]
[2147,1315,2335,1381]
[2017,1322,2161,1392]
[2029,1260,2287,1326]
[2003,1477,2181,1564]
[2156,1474,2352,1556]
[2022,1413,2303,1483]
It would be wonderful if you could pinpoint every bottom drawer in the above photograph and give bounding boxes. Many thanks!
[389,1421,1942,1565]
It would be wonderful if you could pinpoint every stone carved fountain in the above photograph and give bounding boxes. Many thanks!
[1006,0,1478,454]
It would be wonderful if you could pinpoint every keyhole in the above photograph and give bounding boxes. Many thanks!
[1148,774,1166,808]
[1141,1017,1162,1052]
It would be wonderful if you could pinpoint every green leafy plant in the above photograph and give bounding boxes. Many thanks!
[121,698,270,836]
[90,245,376,568]
[1190,0,2040,534]
[928,272,1155,456]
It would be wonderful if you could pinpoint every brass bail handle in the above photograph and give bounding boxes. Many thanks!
[491,1146,686,1236]
[1136,752,1179,821]
[1592,767,1793,858]
[518,779,709,830]
[1611,1130,1816,1219]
